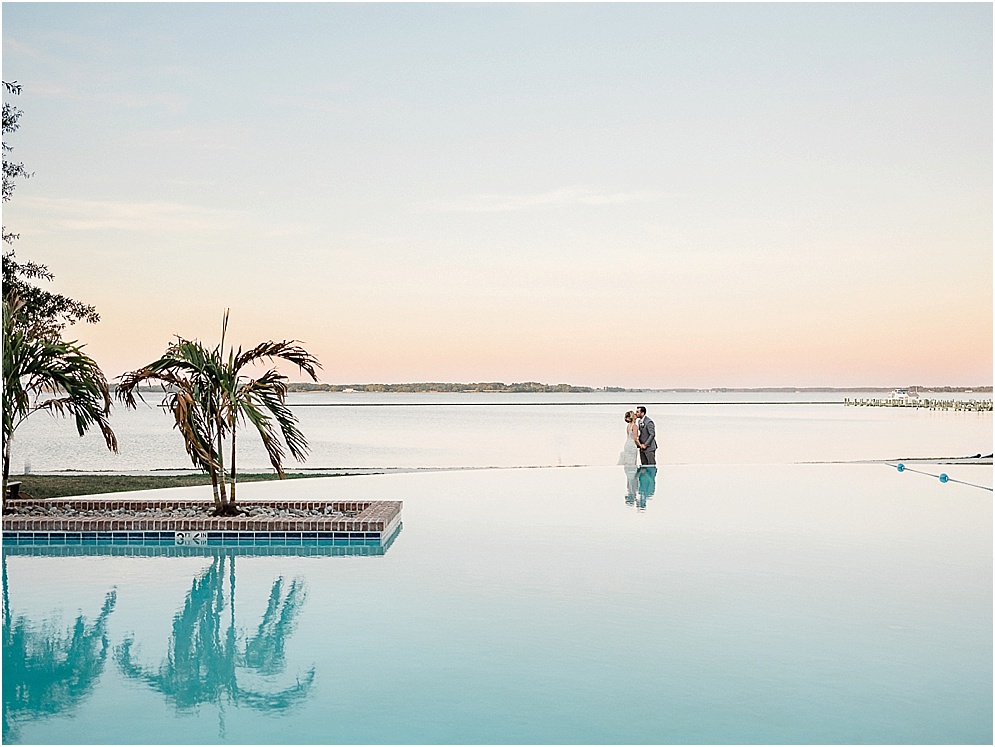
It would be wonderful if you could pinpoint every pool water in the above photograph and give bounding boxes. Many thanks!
[3,464,992,744]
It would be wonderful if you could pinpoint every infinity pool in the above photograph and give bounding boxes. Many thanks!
[3,464,992,744]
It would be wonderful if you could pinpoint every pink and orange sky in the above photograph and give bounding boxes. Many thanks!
[3,4,991,388]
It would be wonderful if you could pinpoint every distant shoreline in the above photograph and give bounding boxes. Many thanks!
[113,382,993,394]
[284,383,993,394]
[287,382,595,393]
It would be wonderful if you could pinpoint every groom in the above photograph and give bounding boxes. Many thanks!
[635,406,657,465]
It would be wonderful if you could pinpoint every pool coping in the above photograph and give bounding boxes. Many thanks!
[2,497,403,548]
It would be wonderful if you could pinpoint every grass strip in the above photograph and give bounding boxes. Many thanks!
[8,472,354,501]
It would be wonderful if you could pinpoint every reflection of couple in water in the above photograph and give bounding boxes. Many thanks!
[619,406,657,509]
[624,464,657,509]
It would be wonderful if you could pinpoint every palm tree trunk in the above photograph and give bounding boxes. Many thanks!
[2,433,12,514]
[216,427,228,510]
[208,465,222,513]
[229,430,237,509]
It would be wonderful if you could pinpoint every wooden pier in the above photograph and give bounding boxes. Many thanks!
[844,398,993,411]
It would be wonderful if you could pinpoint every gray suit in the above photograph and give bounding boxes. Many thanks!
[638,416,657,465]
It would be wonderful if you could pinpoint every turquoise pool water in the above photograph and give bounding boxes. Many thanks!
[3,464,992,744]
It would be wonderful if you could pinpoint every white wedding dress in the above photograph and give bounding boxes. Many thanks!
[618,428,639,466]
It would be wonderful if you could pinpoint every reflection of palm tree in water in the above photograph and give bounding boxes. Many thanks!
[243,576,306,677]
[115,553,314,733]
[2,553,117,742]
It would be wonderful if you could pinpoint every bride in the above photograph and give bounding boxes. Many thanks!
[618,410,640,466]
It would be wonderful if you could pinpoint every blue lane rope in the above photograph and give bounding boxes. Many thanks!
[888,463,993,492]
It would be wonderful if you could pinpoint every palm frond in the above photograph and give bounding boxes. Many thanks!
[4,296,116,454]
[233,341,321,381]
[167,386,218,471]
[117,340,224,474]
[239,398,287,477]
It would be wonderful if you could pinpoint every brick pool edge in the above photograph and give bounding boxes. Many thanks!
[3,498,400,532]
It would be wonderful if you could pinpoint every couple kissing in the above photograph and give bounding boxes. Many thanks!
[619,406,657,466]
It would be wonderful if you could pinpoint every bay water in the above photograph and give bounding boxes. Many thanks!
[8,391,993,474]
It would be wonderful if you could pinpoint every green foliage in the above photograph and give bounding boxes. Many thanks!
[2,80,99,334]
[118,312,321,513]
[9,471,350,501]
[2,254,100,333]
[2,80,29,204]
[2,296,117,506]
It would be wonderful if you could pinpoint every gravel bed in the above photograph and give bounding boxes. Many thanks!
[5,505,355,519]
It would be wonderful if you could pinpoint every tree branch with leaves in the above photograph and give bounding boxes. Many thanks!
[3,80,99,336]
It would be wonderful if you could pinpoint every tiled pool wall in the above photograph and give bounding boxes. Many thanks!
[2,497,403,553]
[2,522,403,557]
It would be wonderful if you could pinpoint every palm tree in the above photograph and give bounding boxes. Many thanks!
[118,338,229,512]
[217,313,320,507]
[2,294,117,509]
[117,313,320,515]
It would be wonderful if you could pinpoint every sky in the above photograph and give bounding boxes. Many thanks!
[2,2,992,389]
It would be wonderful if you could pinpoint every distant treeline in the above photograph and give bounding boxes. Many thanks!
[114,383,991,394]
[286,382,595,393]
[701,386,993,393]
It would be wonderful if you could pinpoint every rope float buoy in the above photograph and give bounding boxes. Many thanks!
[890,462,992,492]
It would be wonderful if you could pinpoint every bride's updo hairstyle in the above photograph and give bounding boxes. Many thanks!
[624,411,635,422]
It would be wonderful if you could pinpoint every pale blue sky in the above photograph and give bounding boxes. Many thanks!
[3,3,991,387]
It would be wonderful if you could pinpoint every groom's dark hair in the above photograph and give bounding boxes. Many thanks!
[636,406,646,416]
